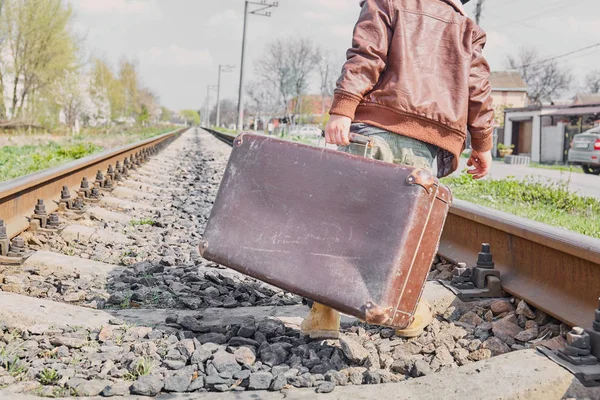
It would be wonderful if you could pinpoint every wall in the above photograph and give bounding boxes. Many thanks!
[504,110,541,162]
[491,91,528,108]
[541,123,565,163]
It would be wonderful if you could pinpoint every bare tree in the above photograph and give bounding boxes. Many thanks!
[256,36,321,123]
[584,70,600,94]
[210,99,238,127]
[245,79,280,128]
[506,47,572,105]
[318,52,343,116]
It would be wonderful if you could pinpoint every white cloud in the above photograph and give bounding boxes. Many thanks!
[486,31,509,51]
[77,0,161,17]
[303,11,330,21]
[208,9,240,27]
[332,24,354,39]
[141,45,213,67]
[310,0,361,10]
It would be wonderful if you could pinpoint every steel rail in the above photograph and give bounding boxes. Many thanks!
[0,127,188,239]
[204,127,600,330]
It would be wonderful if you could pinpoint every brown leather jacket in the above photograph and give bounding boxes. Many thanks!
[329,0,494,177]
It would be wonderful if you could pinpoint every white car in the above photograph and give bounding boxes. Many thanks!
[289,126,322,137]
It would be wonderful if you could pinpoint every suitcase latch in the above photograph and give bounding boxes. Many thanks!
[406,168,436,194]
[364,302,393,325]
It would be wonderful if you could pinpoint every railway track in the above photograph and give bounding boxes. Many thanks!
[205,127,600,332]
[0,127,598,399]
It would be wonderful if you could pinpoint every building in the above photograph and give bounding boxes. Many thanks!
[489,71,529,114]
[502,103,600,163]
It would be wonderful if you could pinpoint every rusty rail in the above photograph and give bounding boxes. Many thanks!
[439,199,600,330]
[204,127,600,330]
[0,127,188,239]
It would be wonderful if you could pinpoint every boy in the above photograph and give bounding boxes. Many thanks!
[301,0,494,339]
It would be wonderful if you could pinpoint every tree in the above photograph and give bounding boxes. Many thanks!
[2,0,79,120]
[54,69,85,132]
[506,47,572,105]
[118,57,140,120]
[584,70,600,94]
[180,109,200,126]
[256,36,321,123]
[245,79,280,128]
[210,99,238,127]
[89,57,116,123]
[138,87,159,123]
[160,106,172,122]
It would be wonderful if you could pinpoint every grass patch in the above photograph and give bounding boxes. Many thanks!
[130,218,157,227]
[39,368,59,385]
[0,125,177,182]
[0,142,102,181]
[124,357,154,380]
[441,172,600,239]
[529,163,583,174]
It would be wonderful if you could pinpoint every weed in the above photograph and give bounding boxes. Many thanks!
[119,292,133,309]
[441,172,600,238]
[39,368,59,385]
[130,218,157,227]
[5,357,27,378]
[124,357,154,380]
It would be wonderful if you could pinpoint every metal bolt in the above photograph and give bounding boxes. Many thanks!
[34,199,47,215]
[90,187,100,199]
[114,171,123,182]
[104,176,114,189]
[0,219,7,240]
[11,237,25,249]
[47,213,59,228]
[594,298,600,332]
[72,198,84,210]
[61,186,71,201]
[567,327,591,349]
[95,170,104,182]
[107,164,115,175]
[80,177,90,190]
[116,161,123,172]
[476,243,495,269]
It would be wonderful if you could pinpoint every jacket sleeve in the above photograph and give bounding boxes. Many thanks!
[467,28,495,153]
[329,0,393,120]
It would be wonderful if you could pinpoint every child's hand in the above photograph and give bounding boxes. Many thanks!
[324,115,352,145]
[467,150,492,179]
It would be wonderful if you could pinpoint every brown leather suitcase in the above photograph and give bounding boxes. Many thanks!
[199,132,452,330]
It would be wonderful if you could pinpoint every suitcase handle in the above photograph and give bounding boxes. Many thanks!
[321,130,375,148]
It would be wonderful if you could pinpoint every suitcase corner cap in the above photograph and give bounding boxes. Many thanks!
[364,302,393,325]
[406,168,436,193]
[199,240,208,256]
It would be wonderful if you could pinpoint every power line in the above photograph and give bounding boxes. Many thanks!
[486,0,592,30]
[508,42,600,70]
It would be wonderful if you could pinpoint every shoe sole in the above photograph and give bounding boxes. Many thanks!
[395,311,434,338]
[306,330,340,340]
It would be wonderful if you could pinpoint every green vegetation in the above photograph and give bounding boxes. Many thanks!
[0,126,175,182]
[180,110,201,126]
[125,357,154,380]
[442,172,600,238]
[39,368,59,385]
[529,163,583,174]
[130,218,158,227]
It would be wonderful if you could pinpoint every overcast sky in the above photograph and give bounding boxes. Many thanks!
[72,0,600,111]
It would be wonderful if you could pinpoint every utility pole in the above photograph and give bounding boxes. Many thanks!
[205,85,217,128]
[475,0,485,25]
[216,64,235,128]
[237,0,279,132]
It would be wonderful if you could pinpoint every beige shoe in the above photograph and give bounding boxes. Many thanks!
[395,300,433,338]
[300,302,341,339]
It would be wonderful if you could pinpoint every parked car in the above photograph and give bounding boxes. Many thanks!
[288,125,322,138]
[568,128,600,175]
